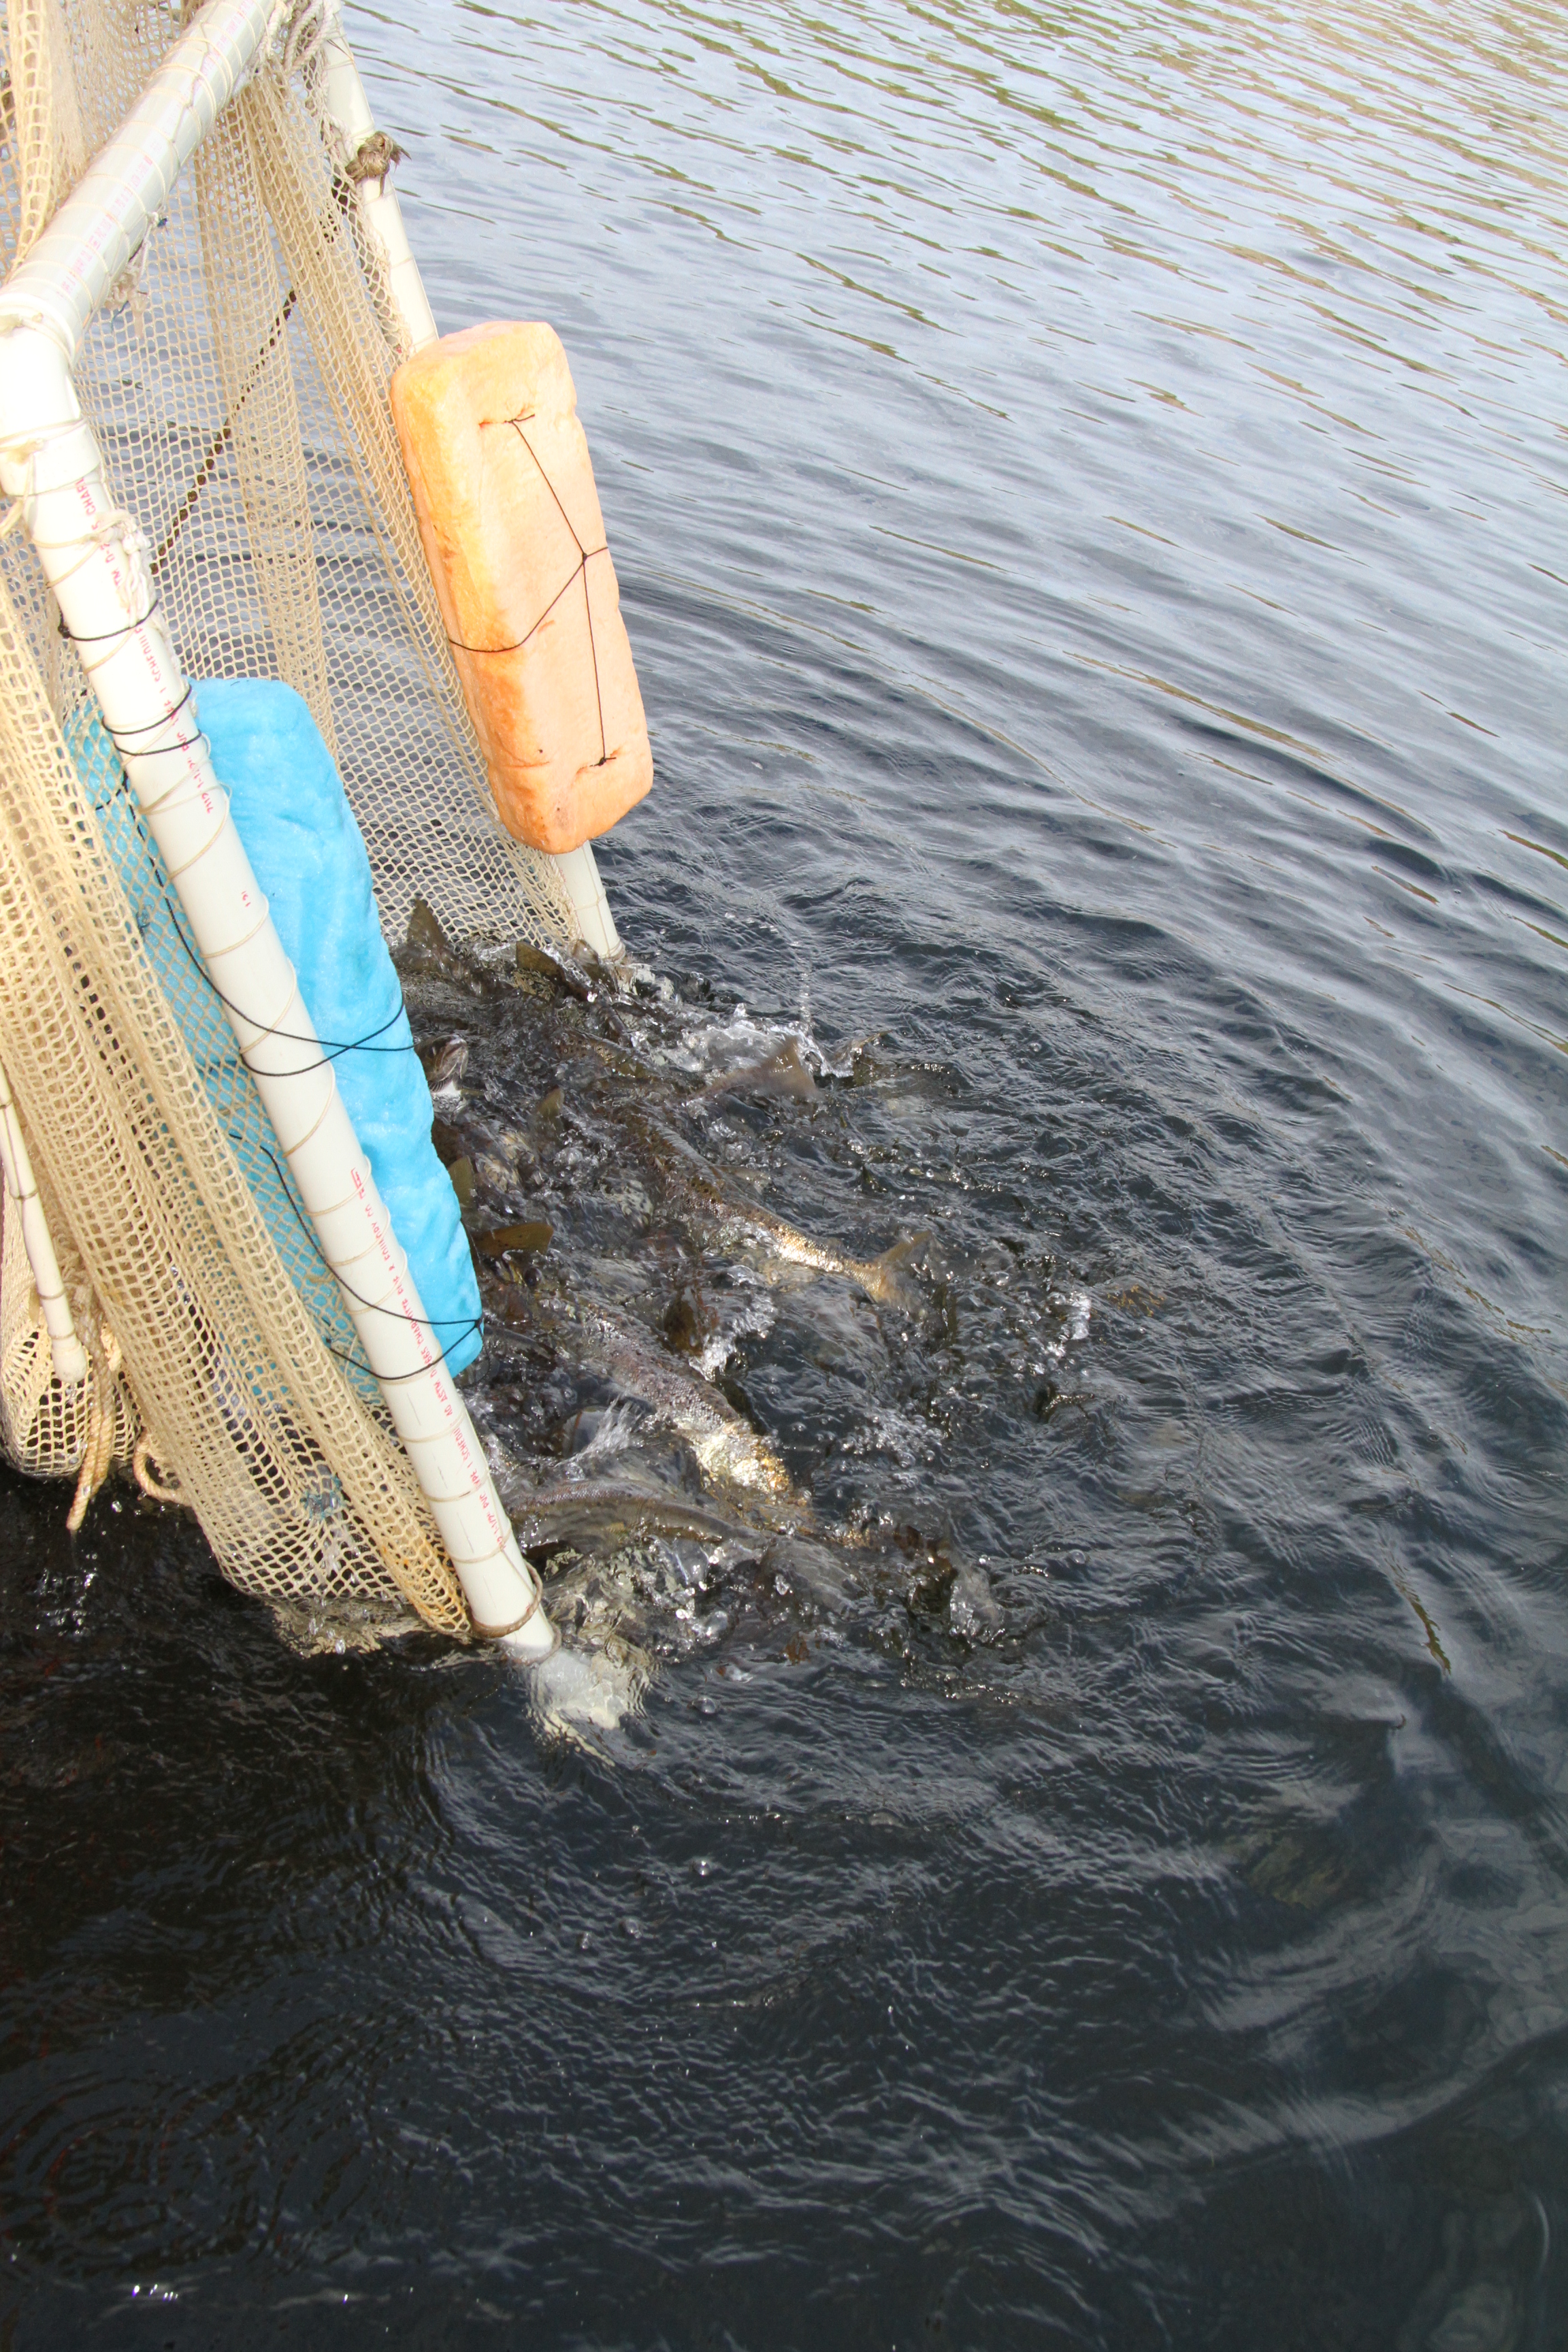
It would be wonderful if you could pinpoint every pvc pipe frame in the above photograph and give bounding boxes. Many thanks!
[311,5,439,353]
[308,1,626,968]
[0,0,553,1652]
[0,1055,88,1388]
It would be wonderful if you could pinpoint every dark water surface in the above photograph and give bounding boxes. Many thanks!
[5,1,1567,2343]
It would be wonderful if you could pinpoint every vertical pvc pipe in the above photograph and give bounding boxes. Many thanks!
[0,1055,88,1388]
[309,3,627,969]
[311,7,438,353]
[550,843,625,966]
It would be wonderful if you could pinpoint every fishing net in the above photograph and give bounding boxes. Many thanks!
[0,0,576,1628]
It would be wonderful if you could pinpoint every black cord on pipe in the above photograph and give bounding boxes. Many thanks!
[253,1137,482,1377]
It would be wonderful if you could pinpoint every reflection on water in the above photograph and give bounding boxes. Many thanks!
[3,0,1566,2344]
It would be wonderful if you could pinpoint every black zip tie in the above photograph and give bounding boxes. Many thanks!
[325,1332,481,1383]
[255,1138,480,1335]
[90,768,134,817]
[59,616,207,755]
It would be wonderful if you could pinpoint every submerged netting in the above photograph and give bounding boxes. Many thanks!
[0,0,578,1627]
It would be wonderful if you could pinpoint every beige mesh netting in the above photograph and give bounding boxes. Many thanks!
[0,0,576,1627]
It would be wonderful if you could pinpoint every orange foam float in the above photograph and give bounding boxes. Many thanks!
[390,319,653,855]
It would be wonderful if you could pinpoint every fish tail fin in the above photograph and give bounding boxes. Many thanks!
[859,1232,930,1304]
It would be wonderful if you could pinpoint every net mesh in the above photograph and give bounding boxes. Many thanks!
[0,0,574,1627]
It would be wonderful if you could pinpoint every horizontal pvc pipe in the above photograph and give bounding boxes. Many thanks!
[0,351,550,1646]
[0,1054,88,1388]
[0,0,274,358]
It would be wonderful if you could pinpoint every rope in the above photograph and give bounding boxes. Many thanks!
[270,0,329,82]
[0,419,91,543]
[131,1431,186,1505]
[151,872,419,1068]
[505,1575,545,1638]
[152,287,300,575]
[36,506,157,638]
[451,416,612,767]
[65,1318,120,1532]
[105,211,160,326]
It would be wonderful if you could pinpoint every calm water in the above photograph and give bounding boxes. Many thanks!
[5,1,1567,2343]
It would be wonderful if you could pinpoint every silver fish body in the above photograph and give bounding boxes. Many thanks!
[538,1289,793,1499]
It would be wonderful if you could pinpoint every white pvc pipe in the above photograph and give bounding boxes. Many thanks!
[0,0,274,359]
[312,3,438,353]
[549,843,626,966]
[0,1055,88,1388]
[0,6,551,1650]
[310,5,627,969]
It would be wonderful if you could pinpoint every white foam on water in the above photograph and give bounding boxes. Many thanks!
[527,1642,646,1740]
[692,1279,776,1381]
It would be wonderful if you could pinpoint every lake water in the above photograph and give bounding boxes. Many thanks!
[4,1,1567,2344]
